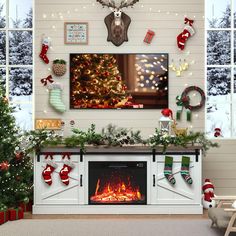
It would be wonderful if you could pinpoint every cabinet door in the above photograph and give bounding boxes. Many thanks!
[150,154,201,205]
[35,153,80,205]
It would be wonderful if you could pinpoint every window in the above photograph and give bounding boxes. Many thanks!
[0,0,33,130]
[206,0,236,138]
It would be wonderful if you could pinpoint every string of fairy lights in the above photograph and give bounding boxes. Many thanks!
[1,157,33,193]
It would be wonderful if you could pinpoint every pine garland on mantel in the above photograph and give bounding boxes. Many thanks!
[28,124,219,154]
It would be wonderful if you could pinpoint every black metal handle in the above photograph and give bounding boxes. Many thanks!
[152,149,156,162]
[153,174,156,187]
[80,175,83,187]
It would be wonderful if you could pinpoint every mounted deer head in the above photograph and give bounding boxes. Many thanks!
[97,0,139,46]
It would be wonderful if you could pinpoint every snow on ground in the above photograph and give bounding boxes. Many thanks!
[206,95,231,138]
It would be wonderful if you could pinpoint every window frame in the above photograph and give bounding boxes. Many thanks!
[0,0,34,130]
[205,0,236,139]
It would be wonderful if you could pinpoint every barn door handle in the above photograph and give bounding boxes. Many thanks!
[153,174,156,187]
[80,175,83,187]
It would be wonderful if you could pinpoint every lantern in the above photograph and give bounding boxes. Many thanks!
[159,116,173,135]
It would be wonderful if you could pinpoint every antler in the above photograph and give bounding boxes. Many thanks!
[118,0,139,9]
[97,0,139,10]
[96,0,117,9]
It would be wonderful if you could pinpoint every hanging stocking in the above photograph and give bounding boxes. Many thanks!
[59,153,75,185]
[181,156,193,184]
[164,156,176,185]
[177,18,195,50]
[42,153,58,186]
[39,36,50,64]
[48,83,66,113]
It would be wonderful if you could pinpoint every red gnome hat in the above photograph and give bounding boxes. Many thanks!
[161,108,173,119]
[202,179,214,192]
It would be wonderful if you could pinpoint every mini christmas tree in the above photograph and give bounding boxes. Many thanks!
[70,54,133,108]
[0,83,33,208]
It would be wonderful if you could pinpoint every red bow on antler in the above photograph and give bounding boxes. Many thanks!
[41,75,54,86]
[184,17,194,26]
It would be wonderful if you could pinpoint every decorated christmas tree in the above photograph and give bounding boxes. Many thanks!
[0,84,33,209]
[70,54,133,108]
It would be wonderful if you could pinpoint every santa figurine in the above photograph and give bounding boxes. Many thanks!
[202,179,216,209]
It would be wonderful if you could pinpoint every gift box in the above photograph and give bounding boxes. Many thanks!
[0,210,9,225]
[8,207,24,221]
[143,30,155,44]
[19,201,33,212]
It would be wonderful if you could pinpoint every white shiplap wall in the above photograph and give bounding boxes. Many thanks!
[35,0,235,195]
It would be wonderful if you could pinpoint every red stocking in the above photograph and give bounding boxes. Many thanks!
[59,154,75,185]
[177,18,195,50]
[39,36,50,64]
[42,154,57,186]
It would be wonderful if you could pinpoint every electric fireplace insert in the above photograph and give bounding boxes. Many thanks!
[88,161,147,205]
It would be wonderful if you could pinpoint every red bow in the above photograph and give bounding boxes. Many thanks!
[184,17,194,26]
[62,153,71,160]
[41,75,54,86]
[44,152,54,160]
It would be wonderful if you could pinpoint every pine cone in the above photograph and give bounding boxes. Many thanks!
[52,59,67,76]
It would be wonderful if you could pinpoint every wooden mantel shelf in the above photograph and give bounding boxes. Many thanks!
[40,144,203,153]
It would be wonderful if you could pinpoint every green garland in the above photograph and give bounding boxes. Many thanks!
[31,124,218,153]
[53,59,66,64]
[148,128,218,153]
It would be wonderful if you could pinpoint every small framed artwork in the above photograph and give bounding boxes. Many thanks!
[64,22,88,45]
[35,119,62,130]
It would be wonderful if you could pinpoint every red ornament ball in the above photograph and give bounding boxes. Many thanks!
[15,152,24,161]
[0,161,10,171]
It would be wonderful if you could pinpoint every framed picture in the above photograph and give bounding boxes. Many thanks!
[64,22,88,44]
[35,119,62,130]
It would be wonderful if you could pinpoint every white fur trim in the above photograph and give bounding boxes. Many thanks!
[45,159,58,168]
[64,160,75,168]
[232,200,236,209]
[184,25,195,36]
[62,178,69,182]
[42,36,50,46]
[47,82,63,90]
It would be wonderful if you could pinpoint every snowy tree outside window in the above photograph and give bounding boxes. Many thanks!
[0,0,33,130]
[206,0,236,138]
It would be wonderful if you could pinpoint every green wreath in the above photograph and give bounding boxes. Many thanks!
[180,86,205,110]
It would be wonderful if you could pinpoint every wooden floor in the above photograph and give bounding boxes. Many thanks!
[24,210,209,220]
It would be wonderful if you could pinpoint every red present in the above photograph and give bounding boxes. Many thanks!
[18,201,32,212]
[144,30,155,44]
[26,201,33,212]
[8,207,24,221]
[0,210,9,225]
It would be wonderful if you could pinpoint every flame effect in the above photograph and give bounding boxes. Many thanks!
[90,178,144,203]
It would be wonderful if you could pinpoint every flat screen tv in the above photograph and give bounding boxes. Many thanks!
[70,53,168,109]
